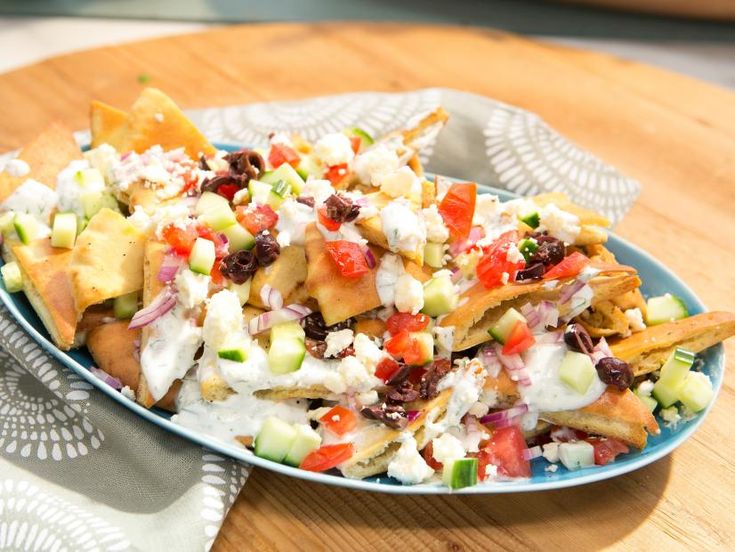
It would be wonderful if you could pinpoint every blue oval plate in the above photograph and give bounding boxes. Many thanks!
[0,164,723,494]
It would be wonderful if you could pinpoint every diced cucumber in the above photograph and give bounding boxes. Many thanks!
[76,216,88,235]
[248,179,272,205]
[218,347,247,362]
[518,210,540,229]
[268,338,306,374]
[188,237,216,275]
[0,212,16,236]
[221,222,255,252]
[645,294,688,326]
[517,238,538,263]
[344,127,375,148]
[488,308,526,344]
[634,386,658,412]
[51,212,77,249]
[254,417,298,463]
[442,458,478,490]
[74,167,105,188]
[228,279,252,306]
[296,154,324,180]
[81,191,119,218]
[678,371,713,413]
[113,291,139,319]
[421,273,458,317]
[558,441,595,470]
[198,203,237,231]
[652,347,696,408]
[271,321,306,342]
[260,163,306,195]
[195,191,230,215]
[267,180,292,210]
[1,262,23,293]
[423,242,445,268]
[283,424,322,467]
[558,351,596,394]
[407,332,434,365]
[13,213,39,244]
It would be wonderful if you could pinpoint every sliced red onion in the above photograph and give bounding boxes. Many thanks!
[128,287,177,329]
[589,337,613,364]
[562,284,594,321]
[494,343,525,372]
[550,426,579,442]
[537,300,559,328]
[354,197,370,207]
[89,366,123,390]
[480,403,529,425]
[520,303,541,328]
[260,284,283,310]
[559,279,586,304]
[362,247,376,269]
[450,267,462,283]
[157,254,182,283]
[215,233,230,257]
[478,346,501,378]
[248,303,312,334]
[508,368,532,386]
[406,410,420,423]
[522,445,543,461]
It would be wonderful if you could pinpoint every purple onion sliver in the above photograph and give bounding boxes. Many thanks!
[90,366,123,391]
[247,304,312,334]
[362,247,377,269]
[522,445,543,461]
[406,410,420,423]
[480,403,529,425]
[559,279,586,304]
[157,254,181,283]
[128,287,177,329]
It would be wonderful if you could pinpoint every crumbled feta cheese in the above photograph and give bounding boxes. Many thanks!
[0,178,58,224]
[394,273,424,315]
[387,434,434,485]
[479,388,500,409]
[434,176,453,202]
[3,158,30,178]
[353,144,400,186]
[357,390,379,405]
[542,442,560,463]
[636,380,654,396]
[353,333,384,374]
[269,132,294,147]
[84,143,119,183]
[433,325,454,357]
[120,385,136,401]
[127,206,152,232]
[232,188,250,205]
[468,401,489,418]
[202,289,244,350]
[505,243,525,264]
[434,359,487,430]
[431,433,466,464]
[422,204,449,243]
[324,329,354,358]
[152,203,193,238]
[375,253,405,307]
[500,272,510,285]
[660,406,682,428]
[545,464,559,473]
[472,194,500,225]
[625,308,646,332]
[302,179,335,204]
[538,203,581,244]
[175,268,211,309]
[379,166,421,199]
[275,198,313,247]
[483,463,499,480]
[381,199,426,254]
[337,355,374,391]
[54,159,102,217]
[314,133,355,166]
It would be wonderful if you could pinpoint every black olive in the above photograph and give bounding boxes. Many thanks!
[564,323,594,354]
[219,250,258,284]
[254,232,280,267]
[595,357,634,390]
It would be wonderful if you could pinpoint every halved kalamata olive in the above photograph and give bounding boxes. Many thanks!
[302,312,354,341]
[220,250,258,284]
[563,323,594,354]
[296,196,316,208]
[201,174,239,195]
[254,231,280,267]
[595,357,634,390]
[360,404,407,430]
[385,364,411,387]
[324,194,360,223]
[386,381,419,404]
[515,263,545,281]
[419,359,452,400]
[224,149,265,184]
[530,234,565,266]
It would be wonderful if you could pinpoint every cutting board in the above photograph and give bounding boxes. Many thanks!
[0,23,733,551]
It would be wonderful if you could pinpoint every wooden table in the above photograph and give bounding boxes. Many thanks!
[1,22,733,551]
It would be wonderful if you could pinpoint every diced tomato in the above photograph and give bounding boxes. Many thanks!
[236,204,278,234]
[386,312,430,336]
[479,425,531,478]
[421,441,443,471]
[589,438,629,466]
[161,224,199,256]
[375,357,401,382]
[543,251,590,280]
[319,406,357,437]
[384,330,411,358]
[216,183,240,201]
[209,260,224,285]
[324,163,350,186]
[350,135,362,154]
[402,337,428,366]
[317,206,341,231]
[502,321,535,355]
[196,226,229,258]
[300,443,354,472]
[325,240,370,278]
[438,183,476,241]
[268,143,300,169]
[476,230,525,289]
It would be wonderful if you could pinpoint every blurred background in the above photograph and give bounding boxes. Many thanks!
[0,0,733,88]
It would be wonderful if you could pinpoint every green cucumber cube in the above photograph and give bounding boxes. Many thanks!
[228,279,252,306]
[407,332,434,365]
[646,294,689,326]
[198,203,237,231]
[195,191,230,216]
[271,321,306,342]
[113,291,139,319]
[652,347,696,407]
[284,424,322,466]
[218,347,248,362]
[344,126,375,147]
[1,262,23,293]
[51,212,78,249]
[678,371,713,413]
[0,212,16,236]
[558,441,595,470]
[519,211,540,229]
[268,322,307,374]
[189,237,216,275]
[638,394,658,412]
[248,180,272,205]
[296,154,324,180]
[260,163,305,195]
[254,417,298,463]
[421,273,458,317]
[74,167,105,188]
[558,351,596,394]
[13,213,39,244]
[81,191,119,218]
[518,238,538,263]
[423,242,445,268]
[267,180,292,210]
[489,307,526,344]
[221,222,255,252]
[442,458,478,490]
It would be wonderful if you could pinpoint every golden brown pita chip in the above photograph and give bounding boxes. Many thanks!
[304,224,382,325]
[69,208,145,317]
[86,321,141,391]
[8,238,76,350]
[578,300,630,337]
[0,123,81,202]
[248,245,307,309]
[610,312,735,376]
[90,100,129,150]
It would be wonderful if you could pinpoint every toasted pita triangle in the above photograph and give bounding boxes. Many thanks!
[8,238,76,350]
[90,100,129,150]
[0,123,81,202]
[248,245,307,309]
[610,311,735,376]
[69,208,145,317]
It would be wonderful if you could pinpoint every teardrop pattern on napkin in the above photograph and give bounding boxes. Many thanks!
[199,452,250,551]
[0,479,130,551]
[483,105,640,224]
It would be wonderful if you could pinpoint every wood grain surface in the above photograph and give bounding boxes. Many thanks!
[1,22,733,552]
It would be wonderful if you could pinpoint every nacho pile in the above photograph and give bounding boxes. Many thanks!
[1,88,733,490]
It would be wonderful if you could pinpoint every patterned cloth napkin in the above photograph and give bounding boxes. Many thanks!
[0,88,639,551]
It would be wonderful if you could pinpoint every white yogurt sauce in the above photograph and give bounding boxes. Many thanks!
[381,199,426,254]
[274,198,313,247]
[0,178,58,224]
[375,253,404,307]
